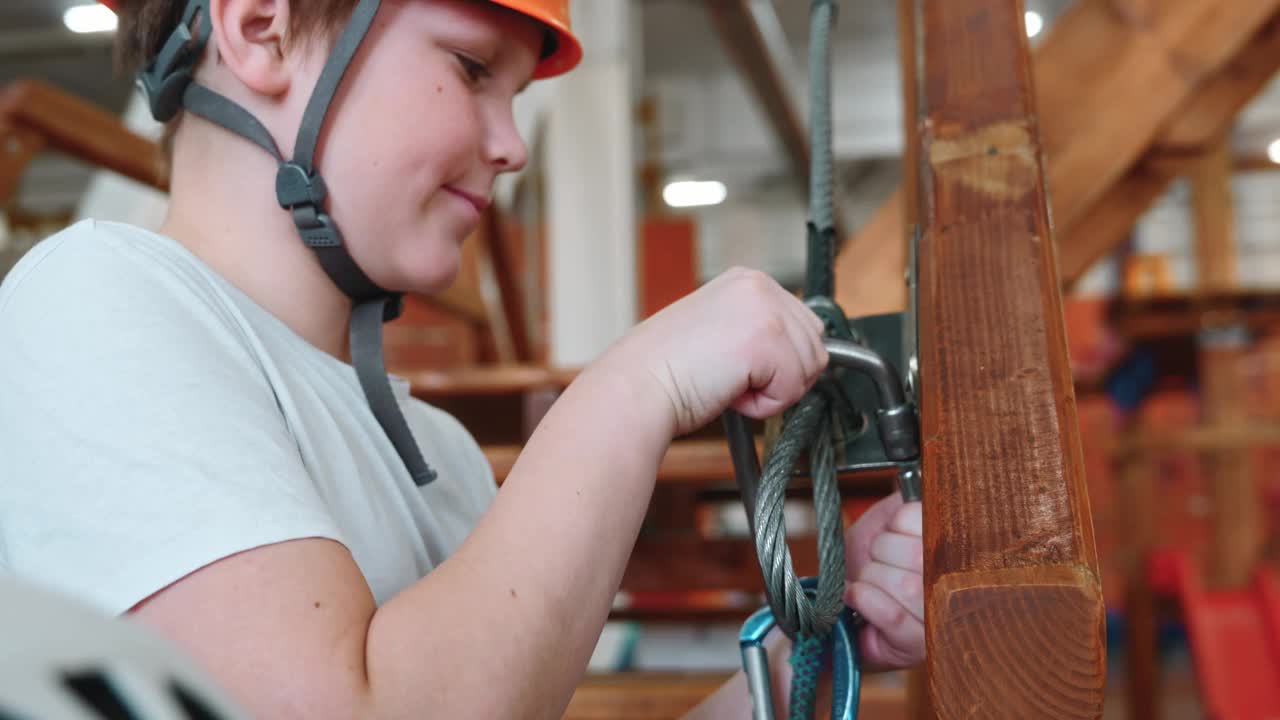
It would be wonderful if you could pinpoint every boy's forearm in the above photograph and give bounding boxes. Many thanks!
[363,361,673,718]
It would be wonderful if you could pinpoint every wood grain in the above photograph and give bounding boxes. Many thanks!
[912,1,1105,716]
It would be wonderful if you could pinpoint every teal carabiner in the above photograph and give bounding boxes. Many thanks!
[739,577,862,720]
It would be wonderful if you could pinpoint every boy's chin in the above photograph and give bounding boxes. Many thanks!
[399,261,461,297]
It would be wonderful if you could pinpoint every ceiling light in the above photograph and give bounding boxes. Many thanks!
[63,4,117,34]
[1268,139,1280,165]
[1025,11,1044,38]
[663,180,727,209]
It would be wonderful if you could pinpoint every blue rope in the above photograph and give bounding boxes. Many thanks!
[789,633,831,718]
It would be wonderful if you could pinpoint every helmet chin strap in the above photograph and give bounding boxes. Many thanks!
[139,0,437,486]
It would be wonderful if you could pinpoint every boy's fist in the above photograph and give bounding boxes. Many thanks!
[612,267,828,436]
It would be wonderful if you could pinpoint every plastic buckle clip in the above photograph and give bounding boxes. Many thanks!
[137,0,211,122]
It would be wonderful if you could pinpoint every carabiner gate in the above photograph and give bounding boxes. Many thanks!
[739,578,862,720]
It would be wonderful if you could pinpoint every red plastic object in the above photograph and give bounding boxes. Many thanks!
[1152,550,1280,719]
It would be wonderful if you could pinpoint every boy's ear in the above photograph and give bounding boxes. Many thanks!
[208,0,292,97]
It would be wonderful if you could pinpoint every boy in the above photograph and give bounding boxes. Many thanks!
[0,0,925,716]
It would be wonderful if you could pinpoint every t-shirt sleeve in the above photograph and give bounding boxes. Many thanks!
[0,226,344,615]
[406,398,498,546]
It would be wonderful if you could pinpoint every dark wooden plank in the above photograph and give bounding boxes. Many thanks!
[912,1,1105,717]
[622,536,818,594]
[1105,290,1280,339]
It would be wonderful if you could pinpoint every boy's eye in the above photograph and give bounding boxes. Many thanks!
[455,53,492,84]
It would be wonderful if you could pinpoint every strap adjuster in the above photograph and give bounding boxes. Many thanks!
[276,163,329,209]
[278,163,340,247]
[137,0,211,122]
[290,206,343,248]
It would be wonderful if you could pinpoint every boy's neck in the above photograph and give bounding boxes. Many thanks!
[159,122,356,363]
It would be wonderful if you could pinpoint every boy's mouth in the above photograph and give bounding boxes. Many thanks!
[443,186,491,215]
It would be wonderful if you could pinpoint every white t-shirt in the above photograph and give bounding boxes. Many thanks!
[0,220,497,615]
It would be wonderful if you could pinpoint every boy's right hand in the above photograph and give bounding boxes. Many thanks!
[605,267,829,437]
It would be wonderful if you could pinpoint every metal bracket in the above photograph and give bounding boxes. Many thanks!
[822,224,923,500]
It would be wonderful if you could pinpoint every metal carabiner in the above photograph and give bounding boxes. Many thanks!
[740,577,862,720]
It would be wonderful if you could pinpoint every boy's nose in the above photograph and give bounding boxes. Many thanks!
[486,112,529,173]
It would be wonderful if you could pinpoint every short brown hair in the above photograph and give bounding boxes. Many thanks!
[114,0,359,75]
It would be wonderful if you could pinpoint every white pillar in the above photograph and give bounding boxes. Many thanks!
[545,0,641,366]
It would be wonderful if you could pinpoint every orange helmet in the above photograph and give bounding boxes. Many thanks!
[97,0,581,78]
[495,0,581,78]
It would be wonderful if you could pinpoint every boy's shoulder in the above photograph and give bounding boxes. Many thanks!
[1,220,234,328]
[3,220,196,303]
[0,219,262,387]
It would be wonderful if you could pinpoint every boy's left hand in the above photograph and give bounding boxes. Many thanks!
[844,493,925,672]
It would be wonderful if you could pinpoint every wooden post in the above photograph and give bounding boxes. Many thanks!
[898,0,934,715]
[1118,452,1160,720]
[1199,327,1260,589]
[1192,138,1239,293]
[912,1,1106,717]
[1190,136,1263,590]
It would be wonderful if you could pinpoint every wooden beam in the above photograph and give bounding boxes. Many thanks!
[0,80,167,192]
[622,536,819,594]
[838,1,1280,314]
[566,673,730,720]
[487,439,744,485]
[1236,153,1280,173]
[484,439,898,491]
[1108,424,1280,454]
[1056,15,1280,285]
[911,1,1105,716]
[408,364,573,398]
[1038,0,1278,219]
[1106,290,1280,339]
